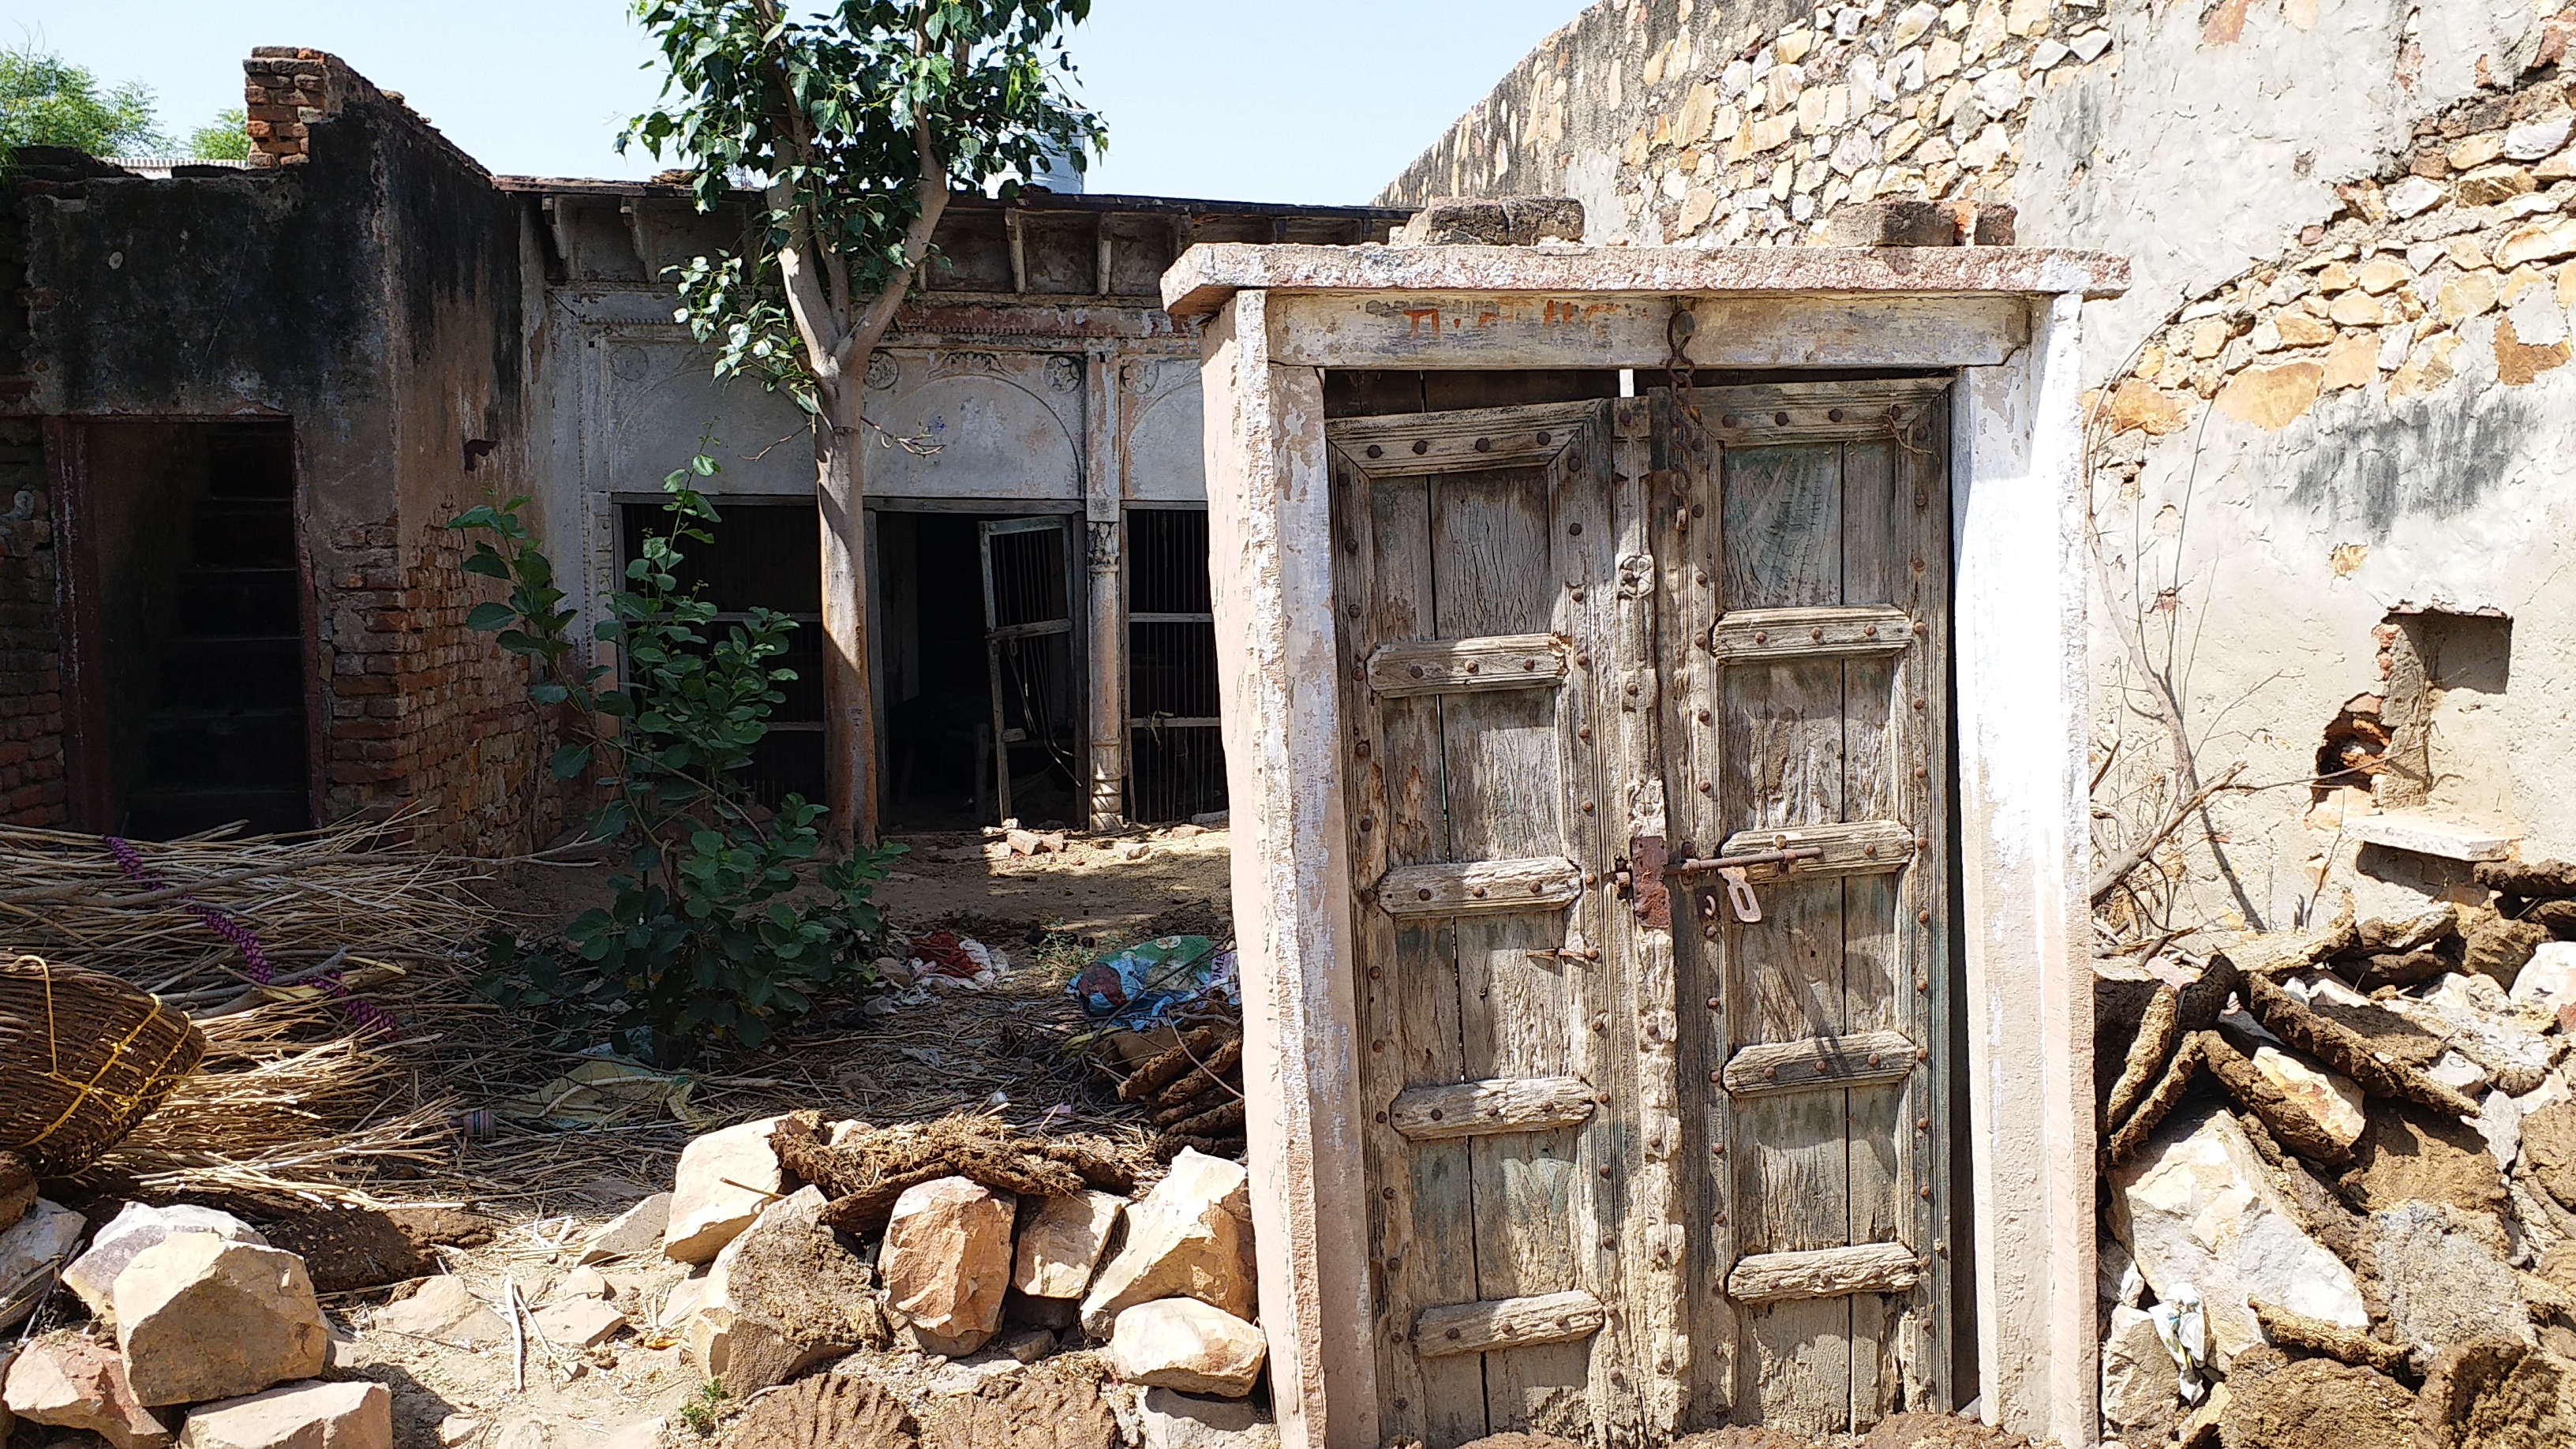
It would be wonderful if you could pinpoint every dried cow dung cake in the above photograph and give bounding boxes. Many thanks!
[0,953,207,1176]
[775,1111,1151,1237]
[720,1373,916,1449]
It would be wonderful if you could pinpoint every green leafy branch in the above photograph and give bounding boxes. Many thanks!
[449,439,903,1049]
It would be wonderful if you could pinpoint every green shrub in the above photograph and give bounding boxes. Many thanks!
[451,441,901,1050]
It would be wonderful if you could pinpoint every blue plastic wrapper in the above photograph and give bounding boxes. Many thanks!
[1068,934,1236,1029]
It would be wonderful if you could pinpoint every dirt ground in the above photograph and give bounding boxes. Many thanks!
[871,825,1233,942]
[13,824,1231,1449]
[480,823,1233,950]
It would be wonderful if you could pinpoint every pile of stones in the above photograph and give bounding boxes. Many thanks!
[1,1200,390,1448]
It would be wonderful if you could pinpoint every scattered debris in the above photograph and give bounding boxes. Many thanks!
[2100,876,2576,1441]
[1069,935,1230,1031]
[0,1196,87,1331]
[897,930,1011,992]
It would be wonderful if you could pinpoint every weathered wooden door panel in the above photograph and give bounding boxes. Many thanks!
[1665,380,1954,1436]
[1332,399,1641,1449]
[1337,380,1952,1445]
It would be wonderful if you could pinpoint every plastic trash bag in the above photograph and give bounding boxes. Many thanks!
[1068,935,1229,1029]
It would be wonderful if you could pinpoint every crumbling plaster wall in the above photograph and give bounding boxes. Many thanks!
[2091,66,2576,933]
[1384,0,2576,932]
[7,60,562,852]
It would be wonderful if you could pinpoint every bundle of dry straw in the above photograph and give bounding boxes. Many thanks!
[0,814,494,1003]
[97,998,457,1208]
[0,814,496,1204]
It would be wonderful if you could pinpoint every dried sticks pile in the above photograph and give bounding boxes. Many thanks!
[1115,1025,1247,1155]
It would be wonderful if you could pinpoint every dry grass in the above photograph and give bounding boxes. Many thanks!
[93,998,458,1208]
[0,812,496,1004]
[6,815,1190,1213]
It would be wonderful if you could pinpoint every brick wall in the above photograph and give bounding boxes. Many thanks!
[242,47,378,170]
[322,513,560,853]
[0,420,63,825]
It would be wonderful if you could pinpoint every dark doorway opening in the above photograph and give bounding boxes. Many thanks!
[616,498,827,807]
[1125,507,1226,823]
[65,420,313,838]
[875,509,1084,831]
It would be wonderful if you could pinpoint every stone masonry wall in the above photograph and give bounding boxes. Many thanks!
[1389,0,2576,934]
[2087,66,2576,931]
[1380,0,2114,244]
[0,419,63,826]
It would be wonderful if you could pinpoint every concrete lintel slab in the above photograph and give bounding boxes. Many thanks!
[1162,242,2130,317]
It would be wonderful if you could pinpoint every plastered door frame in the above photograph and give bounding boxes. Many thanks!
[1164,245,2127,1449]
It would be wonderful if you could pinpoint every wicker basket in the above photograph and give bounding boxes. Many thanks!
[0,953,206,1177]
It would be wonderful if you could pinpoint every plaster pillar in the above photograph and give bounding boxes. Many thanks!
[1952,290,2098,1447]
[1197,291,1378,1449]
[1084,346,1127,829]
[1086,516,1126,828]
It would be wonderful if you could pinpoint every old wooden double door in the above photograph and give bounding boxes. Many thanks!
[1331,380,1953,1446]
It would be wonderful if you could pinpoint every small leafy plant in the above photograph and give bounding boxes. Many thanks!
[677,1378,732,1437]
[451,440,902,1050]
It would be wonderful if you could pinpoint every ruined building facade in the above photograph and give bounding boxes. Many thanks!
[1387,0,2576,933]
[0,48,1400,850]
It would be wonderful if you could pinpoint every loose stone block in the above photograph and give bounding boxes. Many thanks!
[114,1237,328,1406]
[370,1276,511,1348]
[1110,1298,1267,1398]
[663,1118,785,1264]
[178,1380,391,1449]
[64,1202,269,1324]
[1080,1150,1258,1333]
[579,1193,671,1265]
[1013,1190,1125,1301]
[2,1335,172,1449]
[882,1177,1016,1357]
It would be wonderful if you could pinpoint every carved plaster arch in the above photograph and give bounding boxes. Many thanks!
[867,371,1081,500]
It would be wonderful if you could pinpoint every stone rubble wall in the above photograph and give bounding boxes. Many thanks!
[1380,0,2119,245]
[1387,0,2576,934]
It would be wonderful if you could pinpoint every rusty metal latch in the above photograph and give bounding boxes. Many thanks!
[1666,845,1824,923]
[1618,836,1672,929]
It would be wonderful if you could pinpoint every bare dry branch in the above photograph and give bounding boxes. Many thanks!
[2090,760,2248,905]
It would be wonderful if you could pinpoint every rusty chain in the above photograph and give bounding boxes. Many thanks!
[1662,305,1702,531]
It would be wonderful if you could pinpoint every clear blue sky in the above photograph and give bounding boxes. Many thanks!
[9,2,1589,205]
